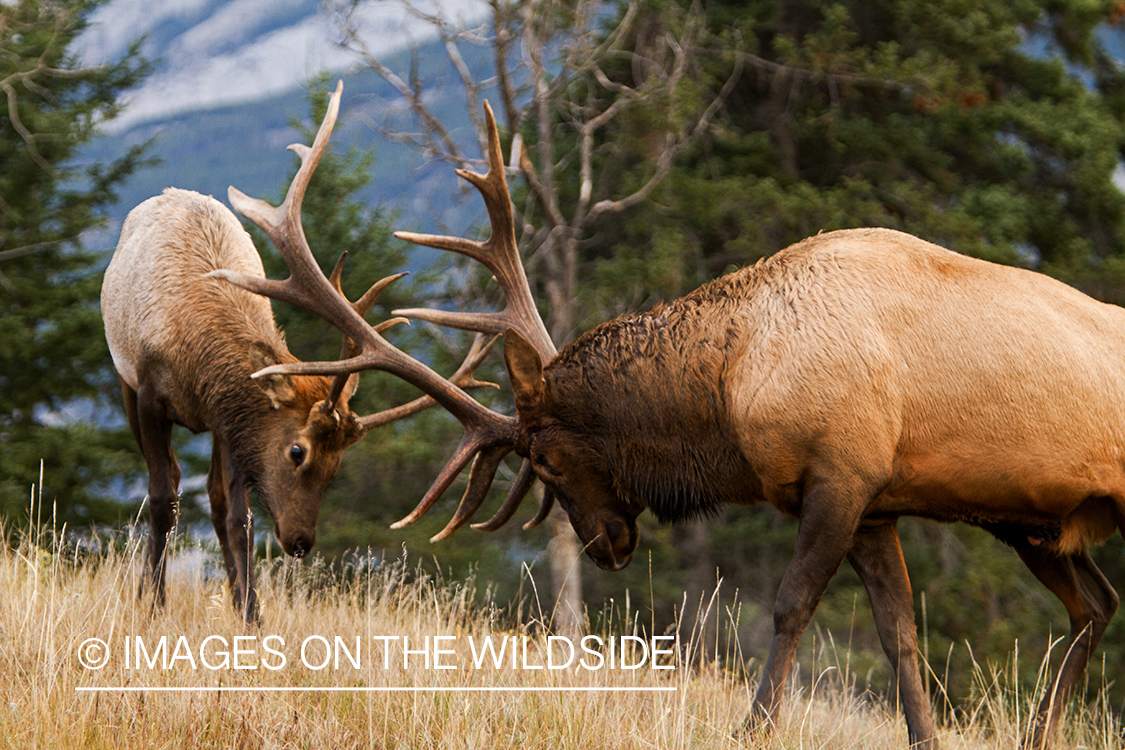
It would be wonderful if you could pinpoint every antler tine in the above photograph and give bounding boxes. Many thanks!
[324,257,407,412]
[390,430,490,528]
[214,82,523,532]
[213,81,371,345]
[355,333,499,432]
[429,444,511,542]
[393,101,556,360]
[450,331,503,392]
[470,459,537,532]
[523,487,556,530]
[223,81,343,314]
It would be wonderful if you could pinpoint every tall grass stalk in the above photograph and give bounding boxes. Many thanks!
[2,482,1121,748]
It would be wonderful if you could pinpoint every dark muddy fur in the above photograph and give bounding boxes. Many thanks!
[981,520,1062,549]
[546,269,767,523]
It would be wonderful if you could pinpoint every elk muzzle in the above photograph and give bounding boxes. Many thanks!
[275,521,316,558]
[579,513,639,572]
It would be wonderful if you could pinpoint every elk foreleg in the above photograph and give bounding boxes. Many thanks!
[206,440,238,594]
[748,480,867,736]
[125,378,182,609]
[1014,543,1118,750]
[219,444,259,624]
[848,522,937,749]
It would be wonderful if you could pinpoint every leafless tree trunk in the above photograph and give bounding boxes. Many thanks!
[327,0,741,636]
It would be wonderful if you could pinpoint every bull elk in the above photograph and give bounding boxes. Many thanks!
[100,82,490,622]
[216,87,1122,749]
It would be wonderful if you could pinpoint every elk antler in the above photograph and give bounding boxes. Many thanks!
[390,101,561,535]
[322,257,499,424]
[210,81,549,541]
[392,101,556,362]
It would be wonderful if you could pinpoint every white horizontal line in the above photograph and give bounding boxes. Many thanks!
[77,686,677,693]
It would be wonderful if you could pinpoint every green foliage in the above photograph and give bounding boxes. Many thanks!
[579,0,1125,309]
[0,0,151,527]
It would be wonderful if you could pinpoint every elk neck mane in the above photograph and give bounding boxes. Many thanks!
[151,191,332,480]
[547,266,767,524]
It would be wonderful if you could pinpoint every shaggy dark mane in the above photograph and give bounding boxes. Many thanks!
[545,264,766,522]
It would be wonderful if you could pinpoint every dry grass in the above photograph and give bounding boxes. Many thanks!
[2,500,1121,749]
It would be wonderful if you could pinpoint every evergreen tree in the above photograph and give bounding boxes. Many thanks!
[0,0,151,527]
[585,0,1125,307]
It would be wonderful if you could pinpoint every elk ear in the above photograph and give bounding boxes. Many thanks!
[249,341,297,409]
[504,329,544,418]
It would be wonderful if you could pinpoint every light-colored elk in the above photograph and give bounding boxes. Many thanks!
[217,98,1123,748]
[101,82,489,622]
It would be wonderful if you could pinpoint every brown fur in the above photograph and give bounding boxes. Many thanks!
[102,188,363,622]
[507,227,1124,749]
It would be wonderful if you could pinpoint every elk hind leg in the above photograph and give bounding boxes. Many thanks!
[1015,543,1118,750]
[848,522,937,750]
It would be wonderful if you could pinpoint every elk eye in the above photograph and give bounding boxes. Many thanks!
[535,452,560,477]
[289,443,306,467]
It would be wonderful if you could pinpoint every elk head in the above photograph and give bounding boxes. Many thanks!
[208,81,497,555]
[503,331,642,570]
[216,88,632,563]
[247,337,361,556]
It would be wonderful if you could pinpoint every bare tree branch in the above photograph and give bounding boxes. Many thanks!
[490,0,523,135]
[329,1,466,165]
[590,35,745,218]
[329,0,743,326]
[0,238,75,262]
[730,50,926,96]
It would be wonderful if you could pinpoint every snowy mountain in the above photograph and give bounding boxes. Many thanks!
[76,0,484,132]
[76,0,495,252]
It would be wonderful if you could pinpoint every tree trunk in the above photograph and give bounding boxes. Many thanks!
[544,233,584,636]
[546,500,585,637]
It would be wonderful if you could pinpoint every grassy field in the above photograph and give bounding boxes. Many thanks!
[2,503,1122,750]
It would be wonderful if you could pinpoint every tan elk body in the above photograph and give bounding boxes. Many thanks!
[540,227,1125,558]
[102,187,366,620]
[100,83,497,622]
[214,89,1122,748]
[503,227,1125,749]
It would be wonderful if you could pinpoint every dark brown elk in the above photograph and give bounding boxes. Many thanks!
[217,101,1122,749]
[100,82,490,622]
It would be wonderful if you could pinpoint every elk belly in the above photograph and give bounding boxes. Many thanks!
[877,452,1125,528]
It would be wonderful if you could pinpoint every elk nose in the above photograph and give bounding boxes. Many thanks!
[287,532,315,559]
[585,517,637,571]
[606,517,637,562]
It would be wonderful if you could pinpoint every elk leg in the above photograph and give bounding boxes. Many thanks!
[120,376,142,446]
[1013,543,1118,750]
[848,522,937,749]
[206,440,238,594]
[127,379,181,608]
[221,444,259,623]
[748,481,866,734]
